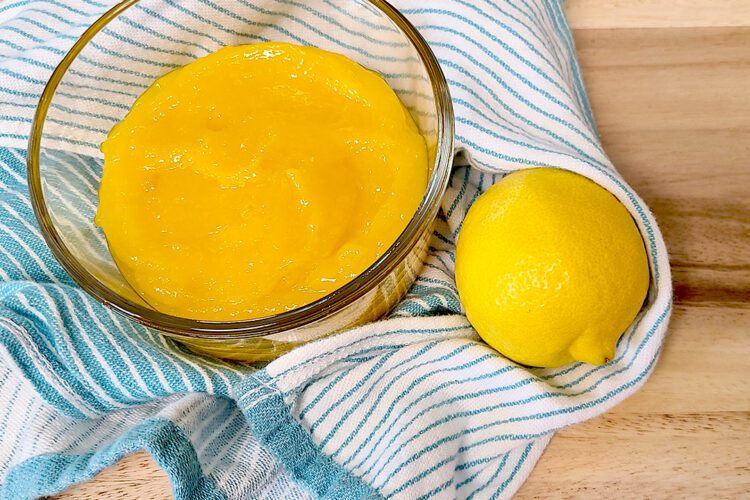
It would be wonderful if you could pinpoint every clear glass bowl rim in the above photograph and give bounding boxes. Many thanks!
[27,0,455,340]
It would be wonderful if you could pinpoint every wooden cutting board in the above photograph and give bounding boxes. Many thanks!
[57,1,750,497]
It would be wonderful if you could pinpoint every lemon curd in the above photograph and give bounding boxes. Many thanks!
[96,42,428,321]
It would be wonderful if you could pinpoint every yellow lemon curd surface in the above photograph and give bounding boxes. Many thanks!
[96,42,428,321]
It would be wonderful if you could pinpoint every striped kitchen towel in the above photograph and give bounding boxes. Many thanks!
[0,0,672,499]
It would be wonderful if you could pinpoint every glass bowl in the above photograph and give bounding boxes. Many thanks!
[27,0,454,362]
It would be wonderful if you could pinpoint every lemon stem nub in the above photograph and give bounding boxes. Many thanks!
[568,331,613,365]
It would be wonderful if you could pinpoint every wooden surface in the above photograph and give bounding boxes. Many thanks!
[58,1,750,498]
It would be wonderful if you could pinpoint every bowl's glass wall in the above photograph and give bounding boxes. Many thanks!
[39,0,440,318]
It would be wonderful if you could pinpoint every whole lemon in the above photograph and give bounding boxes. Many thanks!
[455,168,649,367]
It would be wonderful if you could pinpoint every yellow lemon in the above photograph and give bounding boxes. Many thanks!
[455,168,650,367]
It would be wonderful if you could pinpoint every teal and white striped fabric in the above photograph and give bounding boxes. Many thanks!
[0,1,672,498]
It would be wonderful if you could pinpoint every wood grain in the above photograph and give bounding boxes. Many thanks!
[57,4,750,500]
[516,411,750,499]
[566,0,750,29]
[516,22,750,499]
[55,454,171,500]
